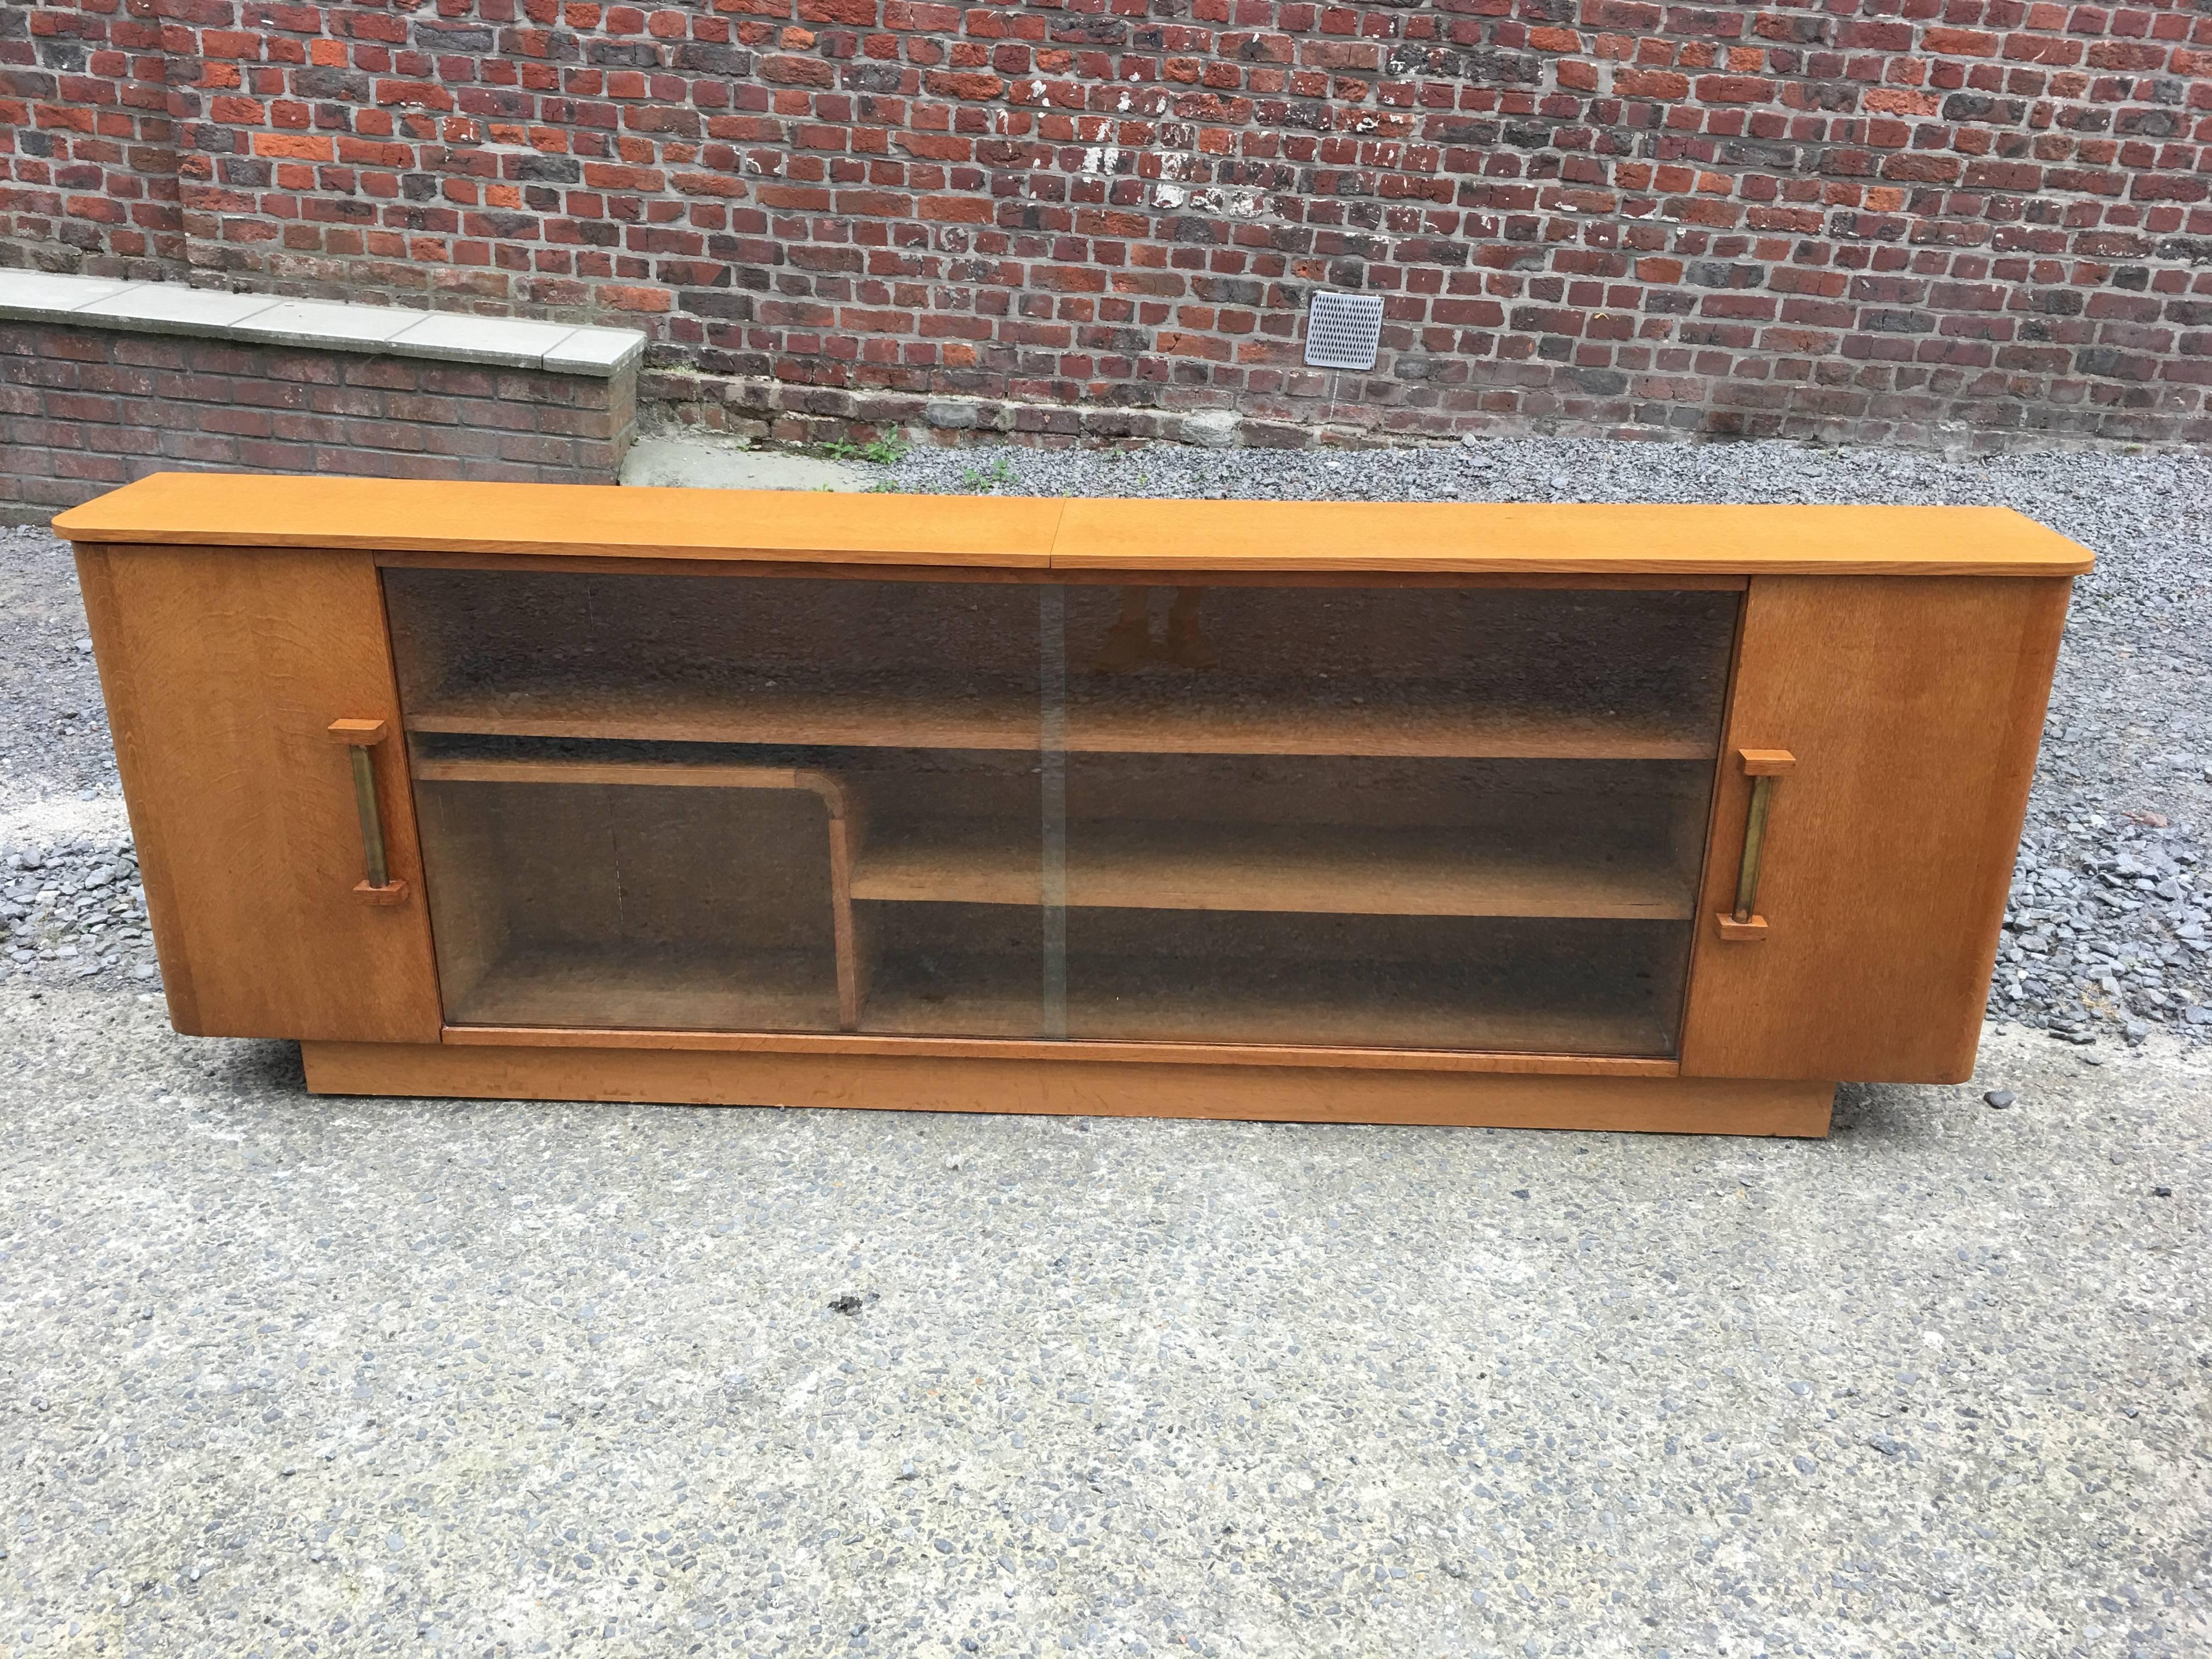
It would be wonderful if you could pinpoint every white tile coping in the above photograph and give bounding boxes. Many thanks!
[0,271,644,378]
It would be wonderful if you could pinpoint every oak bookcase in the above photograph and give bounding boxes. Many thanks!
[55,473,2091,1137]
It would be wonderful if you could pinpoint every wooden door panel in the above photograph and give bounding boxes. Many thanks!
[1679,575,2070,1082]
[76,545,441,1042]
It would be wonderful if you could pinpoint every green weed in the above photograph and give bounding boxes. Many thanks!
[959,456,1019,494]
[822,436,910,466]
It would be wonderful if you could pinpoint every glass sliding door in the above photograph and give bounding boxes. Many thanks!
[1047,582,1736,1055]
[385,568,1045,1035]
[387,566,1734,1056]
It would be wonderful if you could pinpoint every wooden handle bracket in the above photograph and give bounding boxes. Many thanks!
[1717,747,1795,941]
[329,719,407,905]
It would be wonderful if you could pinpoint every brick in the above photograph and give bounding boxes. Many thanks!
[159,430,244,464]
[1615,69,1690,99]
[251,133,337,161]
[0,10,2202,461]
[46,391,121,424]
[0,311,635,506]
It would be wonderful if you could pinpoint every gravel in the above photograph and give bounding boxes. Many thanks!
[0,521,149,992]
[0,833,152,991]
[0,522,119,813]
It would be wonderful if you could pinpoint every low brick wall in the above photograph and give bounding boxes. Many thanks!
[0,276,645,522]
[1,320,637,519]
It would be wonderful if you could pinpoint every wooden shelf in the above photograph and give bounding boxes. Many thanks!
[851,820,1694,919]
[859,950,1674,1055]
[438,940,1674,1056]
[406,674,1715,760]
[414,752,837,795]
[410,675,1035,753]
[1073,679,1712,759]
[447,946,842,1034]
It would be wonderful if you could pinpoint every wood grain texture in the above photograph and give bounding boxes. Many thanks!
[850,820,1695,918]
[1051,499,2094,576]
[305,1040,1833,1134]
[405,676,1717,760]
[75,545,442,1042]
[867,933,1681,1054]
[438,940,1677,1056]
[446,946,843,1033]
[374,550,1752,590]
[1679,575,2071,1082]
[437,1024,1681,1075]
[410,753,839,796]
[56,474,1064,566]
[410,754,864,1028]
[54,474,2092,577]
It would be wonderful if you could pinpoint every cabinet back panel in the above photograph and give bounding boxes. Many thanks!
[385,569,1045,704]
[419,779,845,1032]
[1059,582,1734,700]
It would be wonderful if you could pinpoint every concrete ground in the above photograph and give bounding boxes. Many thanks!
[621,435,873,493]
[3,441,2209,1658]
[2,986,2205,1658]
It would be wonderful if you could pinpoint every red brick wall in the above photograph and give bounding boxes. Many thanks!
[0,319,635,516]
[5,0,2209,450]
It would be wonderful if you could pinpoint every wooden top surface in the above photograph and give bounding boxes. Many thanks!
[54,473,1063,567]
[1052,498,2094,575]
[53,472,2095,576]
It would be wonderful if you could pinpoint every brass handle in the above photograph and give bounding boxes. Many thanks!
[329,720,407,906]
[1717,748,1793,940]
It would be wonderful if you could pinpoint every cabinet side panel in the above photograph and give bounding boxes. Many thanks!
[76,545,441,1042]
[1679,575,2069,1082]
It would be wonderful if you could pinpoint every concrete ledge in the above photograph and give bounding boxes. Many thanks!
[0,273,645,378]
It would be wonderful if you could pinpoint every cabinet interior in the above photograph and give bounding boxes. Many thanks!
[386,567,1737,1056]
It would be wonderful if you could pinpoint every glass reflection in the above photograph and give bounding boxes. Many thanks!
[386,568,1735,1054]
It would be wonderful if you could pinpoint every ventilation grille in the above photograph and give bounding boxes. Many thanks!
[1304,291,1384,370]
